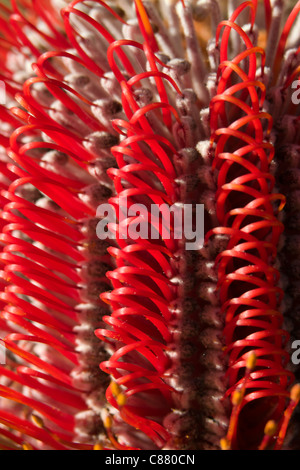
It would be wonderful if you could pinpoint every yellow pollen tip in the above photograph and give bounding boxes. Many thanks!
[116,393,127,407]
[220,437,230,450]
[231,389,243,406]
[246,352,257,370]
[22,443,33,450]
[110,381,121,397]
[31,414,44,429]
[93,443,103,450]
[104,416,113,429]
[264,420,277,437]
[290,383,300,403]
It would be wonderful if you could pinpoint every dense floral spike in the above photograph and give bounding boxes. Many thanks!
[0,0,119,449]
[0,0,299,451]
[208,3,295,450]
[268,0,300,449]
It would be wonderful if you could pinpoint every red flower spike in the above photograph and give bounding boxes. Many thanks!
[209,0,300,450]
[0,0,299,451]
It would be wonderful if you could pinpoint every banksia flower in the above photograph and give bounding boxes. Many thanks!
[0,0,299,451]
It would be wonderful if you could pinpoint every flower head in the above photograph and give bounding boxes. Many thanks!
[0,0,299,451]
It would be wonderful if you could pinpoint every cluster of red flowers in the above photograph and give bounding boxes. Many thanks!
[0,0,299,450]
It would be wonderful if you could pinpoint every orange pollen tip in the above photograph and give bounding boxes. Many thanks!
[22,442,33,450]
[93,443,103,450]
[104,416,113,429]
[290,383,300,403]
[246,351,257,370]
[264,420,277,437]
[220,437,231,450]
[110,381,121,397]
[65,217,77,224]
[231,389,244,406]
[135,0,153,36]
[116,393,127,407]
[31,414,44,429]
